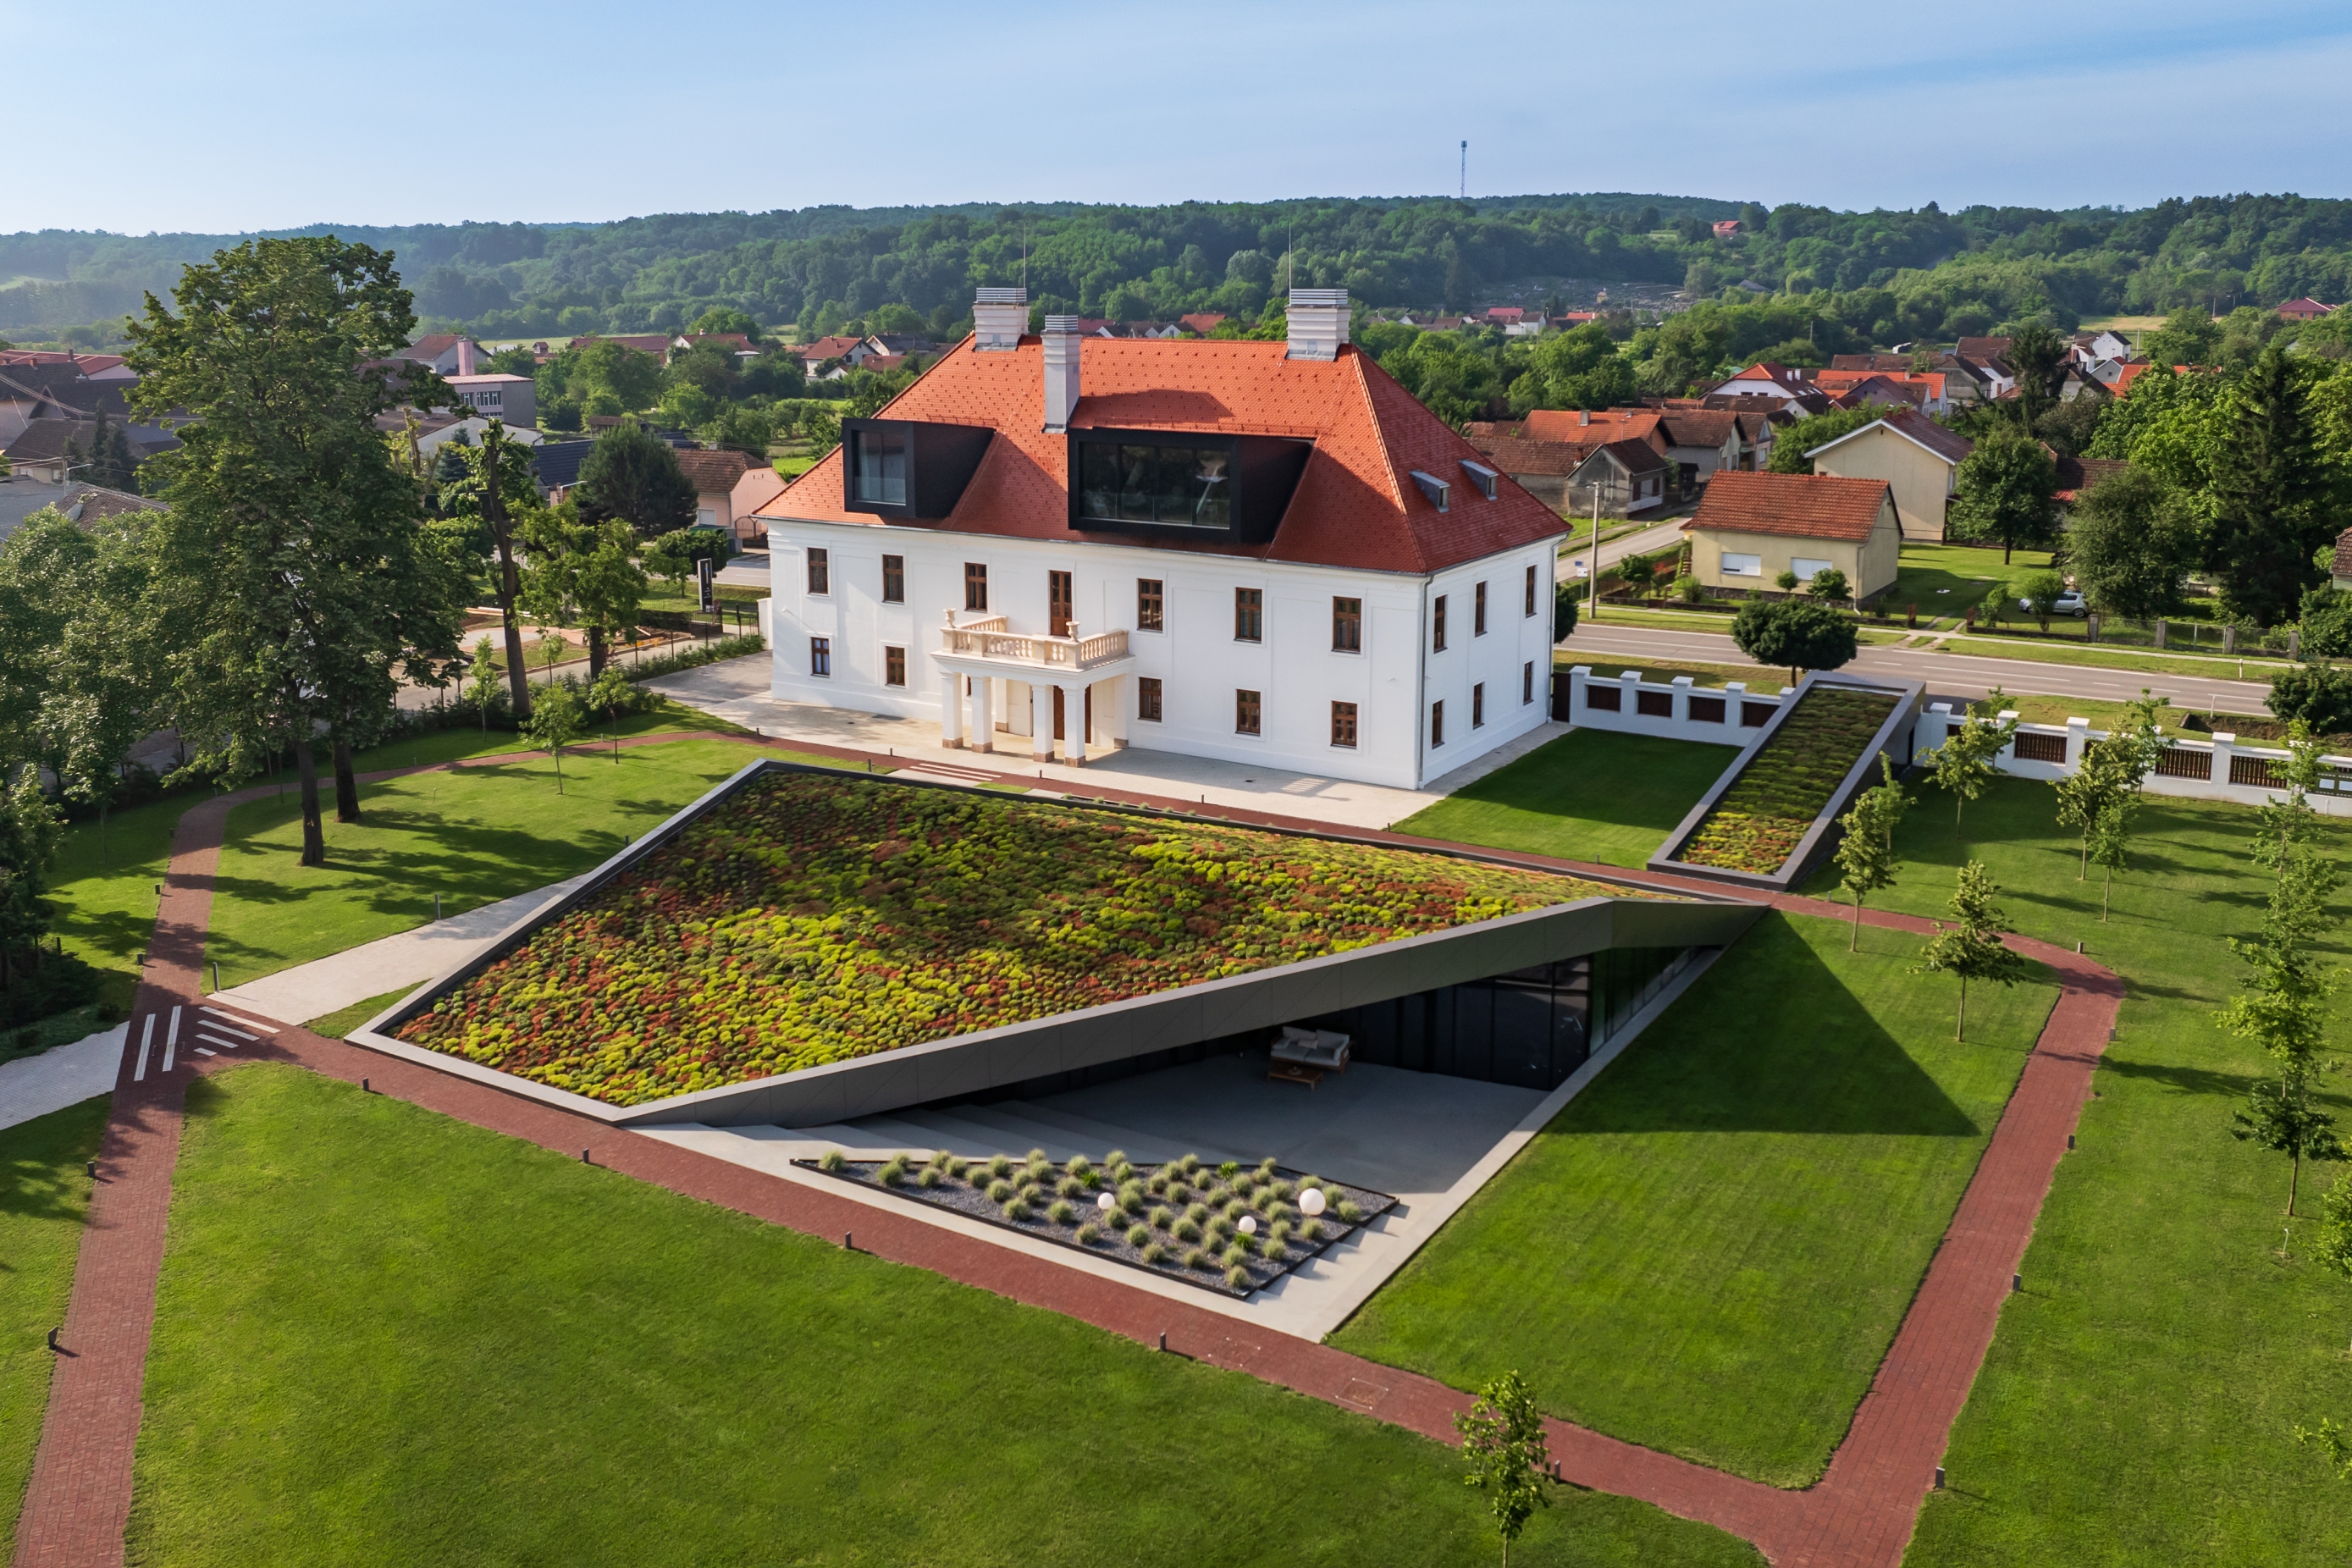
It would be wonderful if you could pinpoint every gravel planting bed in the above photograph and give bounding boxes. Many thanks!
[393,772,1632,1107]
[1678,687,1900,875]
[798,1146,1398,1298]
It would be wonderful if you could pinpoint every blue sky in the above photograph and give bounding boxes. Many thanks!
[6,0,2348,233]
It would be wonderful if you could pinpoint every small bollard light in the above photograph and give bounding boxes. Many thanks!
[211,960,221,993]
[47,1328,59,1351]
[843,1232,853,1250]
[434,893,443,921]
[2067,1134,2076,1150]
[1934,1466,1946,1490]
[86,1160,96,1178]
[362,1078,370,1093]
[1157,1332,1167,1353]
[2011,1273,2023,1294]
[582,1149,592,1163]
[154,883,163,897]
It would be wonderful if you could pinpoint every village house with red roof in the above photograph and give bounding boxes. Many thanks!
[752,288,1567,788]
[1681,470,1902,603]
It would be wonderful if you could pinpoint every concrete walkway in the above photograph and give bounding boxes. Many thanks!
[643,654,1569,831]
[0,1024,126,1132]
[209,874,593,1029]
[12,733,2127,1568]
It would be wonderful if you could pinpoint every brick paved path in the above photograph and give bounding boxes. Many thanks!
[10,737,2124,1568]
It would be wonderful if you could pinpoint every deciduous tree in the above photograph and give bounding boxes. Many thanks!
[526,681,583,794]
[1913,859,2029,1040]
[1731,598,1857,684]
[1948,425,2057,563]
[1455,1371,1549,1567]
[2065,467,2199,621]
[576,422,697,539]
[1924,692,2019,831]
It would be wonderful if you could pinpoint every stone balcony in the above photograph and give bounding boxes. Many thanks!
[937,611,1130,673]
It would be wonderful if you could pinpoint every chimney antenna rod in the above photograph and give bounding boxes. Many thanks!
[1460,140,1468,201]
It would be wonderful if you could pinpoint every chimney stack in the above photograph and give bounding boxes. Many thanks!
[1578,409,1589,427]
[972,286,1028,351]
[1284,289,1349,362]
[456,336,476,377]
[1041,316,1082,433]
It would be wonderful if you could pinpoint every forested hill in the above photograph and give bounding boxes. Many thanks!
[7,190,2352,349]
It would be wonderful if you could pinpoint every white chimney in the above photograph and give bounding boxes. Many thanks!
[1041,316,1082,433]
[456,336,476,376]
[1285,288,1349,361]
[973,286,1028,351]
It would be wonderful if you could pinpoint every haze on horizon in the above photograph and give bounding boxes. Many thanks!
[6,0,2349,235]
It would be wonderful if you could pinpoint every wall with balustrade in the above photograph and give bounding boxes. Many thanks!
[1906,704,2352,814]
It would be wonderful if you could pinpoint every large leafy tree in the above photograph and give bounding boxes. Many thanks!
[1730,598,1856,684]
[2064,467,2199,620]
[2203,343,2347,626]
[1506,322,1635,412]
[576,422,697,539]
[1947,424,2056,562]
[127,235,461,866]
[438,422,541,720]
[520,502,647,678]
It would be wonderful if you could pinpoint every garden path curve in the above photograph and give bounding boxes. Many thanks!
[10,734,2123,1568]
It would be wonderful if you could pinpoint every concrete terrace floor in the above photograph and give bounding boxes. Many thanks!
[642,654,1571,831]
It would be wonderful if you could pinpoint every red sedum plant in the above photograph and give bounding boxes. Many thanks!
[395,774,1631,1106]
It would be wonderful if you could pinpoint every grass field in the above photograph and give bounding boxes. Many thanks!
[1927,632,2292,682]
[303,987,415,1039]
[207,737,859,985]
[1334,914,2057,1487]
[1554,654,1794,692]
[1791,781,2352,1565]
[1891,543,2057,631]
[124,1064,1764,1567]
[1394,729,1736,868]
[0,1096,110,1563]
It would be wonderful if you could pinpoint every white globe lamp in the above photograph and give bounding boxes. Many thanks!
[1239,1215,1257,1235]
[1300,1187,1327,1217]
[1097,1192,1117,1215]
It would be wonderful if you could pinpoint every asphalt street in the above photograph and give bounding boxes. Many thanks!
[1556,516,1690,581]
[1560,620,2276,715]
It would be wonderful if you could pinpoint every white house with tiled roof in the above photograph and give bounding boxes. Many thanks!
[752,288,1568,789]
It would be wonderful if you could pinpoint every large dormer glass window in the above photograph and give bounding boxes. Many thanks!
[852,425,908,505]
[1079,441,1231,530]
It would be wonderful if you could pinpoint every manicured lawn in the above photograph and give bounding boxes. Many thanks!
[124,1064,1764,1567]
[1929,632,2291,682]
[207,737,841,986]
[1554,654,1793,693]
[0,1096,109,1562]
[1892,543,2055,630]
[1400,730,1736,869]
[1333,914,2057,1487]
[303,987,414,1039]
[1786,781,2352,1565]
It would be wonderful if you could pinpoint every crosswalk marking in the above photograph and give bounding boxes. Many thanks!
[163,1006,180,1073]
[135,1014,155,1081]
[194,1046,218,1057]
[200,1007,277,1035]
[195,1031,242,1051]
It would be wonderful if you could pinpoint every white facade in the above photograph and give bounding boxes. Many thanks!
[763,520,1562,790]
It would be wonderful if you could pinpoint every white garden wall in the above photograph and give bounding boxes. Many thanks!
[1908,704,2352,815]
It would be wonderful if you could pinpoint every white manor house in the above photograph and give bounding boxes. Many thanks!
[753,288,1567,790]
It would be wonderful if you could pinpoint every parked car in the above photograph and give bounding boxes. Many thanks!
[2019,590,2089,617]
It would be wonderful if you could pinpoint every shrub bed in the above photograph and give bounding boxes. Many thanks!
[1678,687,1898,874]
[807,1147,1395,1297]
[392,773,1629,1105]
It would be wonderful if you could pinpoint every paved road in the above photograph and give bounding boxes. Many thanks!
[1562,621,2276,714]
[1556,516,1689,581]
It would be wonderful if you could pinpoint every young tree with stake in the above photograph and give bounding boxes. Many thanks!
[463,638,501,731]
[1455,1371,1550,1566]
[1924,691,2019,831]
[1833,779,1901,949]
[1913,860,2029,1040]
[527,682,584,794]
[587,666,635,760]
[2087,794,2134,921]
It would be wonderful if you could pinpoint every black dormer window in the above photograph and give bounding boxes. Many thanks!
[842,418,993,520]
[1067,428,1309,545]
[853,425,907,505]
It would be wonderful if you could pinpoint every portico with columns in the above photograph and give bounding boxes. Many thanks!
[934,609,1135,765]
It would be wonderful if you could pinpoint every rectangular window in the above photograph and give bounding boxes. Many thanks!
[883,645,906,687]
[1433,594,1448,651]
[807,547,830,594]
[1331,700,1358,748]
[1077,439,1232,529]
[1525,563,1538,616]
[851,424,908,505]
[1332,596,1361,653]
[1137,578,1164,632]
[881,554,904,603]
[1522,660,1534,704]
[1048,571,1074,636]
[1473,682,1486,727]
[1234,587,1263,643]
[1792,556,1834,581]
[1474,582,1488,636]
[809,636,831,677]
[1430,700,1445,748]
[1720,552,1762,577]
[963,561,988,612]
[1138,676,1163,722]
[1236,688,1262,736]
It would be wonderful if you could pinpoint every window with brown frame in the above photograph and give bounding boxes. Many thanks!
[1138,676,1163,722]
[1522,660,1535,704]
[963,561,988,611]
[1048,570,1074,636]
[1472,682,1486,727]
[1137,578,1164,631]
[807,548,830,594]
[1433,594,1448,651]
[883,645,906,687]
[1332,596,1361,652]
[881,554,904,603]
[1234,587,1263,642]
[1474,581,1488,636]
[1524,563,1538,616]
[1430,699,1445,747]
[1331,700,1358,748]
[809,637,831,677]
[1235,688,1262,735]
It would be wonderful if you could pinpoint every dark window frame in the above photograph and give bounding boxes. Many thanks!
[1474,581,1488,637]
[881,554,904,604]
[1522,660,1535,704]
[809,636,831,677]
[1236,688,1262,736]
[883,645,907,687]
[1137,578,1164,632]
[1473,682,1487,728]
[1332,596,1361,653]
[1234,586,1264,643]
[1331,700,1359,748]
[1138,676,1163,722]
[1431,699,1445,748]
[963,561,988,613]
[807,547,830,595]
[1433,594,1448,652]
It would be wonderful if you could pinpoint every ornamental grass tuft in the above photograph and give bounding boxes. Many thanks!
[1209,1217,1236,1241]
[1002,1197,1030,1221]
[1259,1235,1286,1261]
[389,775,1627,1107]
[1183,1247,1211,1271]
[1172,1218,1201,1243]
[1140,1241,1167,1264]
[1047,1200,1074,1223]
[1146,1205,1173,1230]
[1056,1176,1082,1198]
[1075,1222,1101,1245]
[1222,1242,1251,1267]
[1336,1200,1365,1223]
[987,1154,1013,1179]
[1300,1218,1325,1243]
[915,1168,940,1189]
[1065,1155,1093,1179]
[1126,1223,1151,1246]
[1217,1161,1240,1179]
[986,1179,1013,1202]
[818,1149,846,1173]
[1225,1265,1251,1289]
[945,1157,969,1180]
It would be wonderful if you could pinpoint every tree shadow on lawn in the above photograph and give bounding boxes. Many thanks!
[1559,914,2011,1138]
[2097,1056,2268,1103]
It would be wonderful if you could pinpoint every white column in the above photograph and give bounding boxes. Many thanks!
[1030,681,1051,762]
[2064,716,2091,771]
[1103,676,1129,749]
[1670,674,1694,726]
[2211,732,2236,788]
[1061,683,1085,766]
[941,668,963,748]
[970,674,994,753]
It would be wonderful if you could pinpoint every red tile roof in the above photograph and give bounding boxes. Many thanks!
[758,335,1566,574]
[675,448,754,494]
[2052,455,2128,502]
[1178,312,1228,336]
[1520,407,1665,450]
[2279,297,2335,320]
[802,335,864,361]
[1682,469,1893,543]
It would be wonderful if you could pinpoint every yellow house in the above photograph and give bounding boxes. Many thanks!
[1803,407,1973,542]
[1682,470,1902,603]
